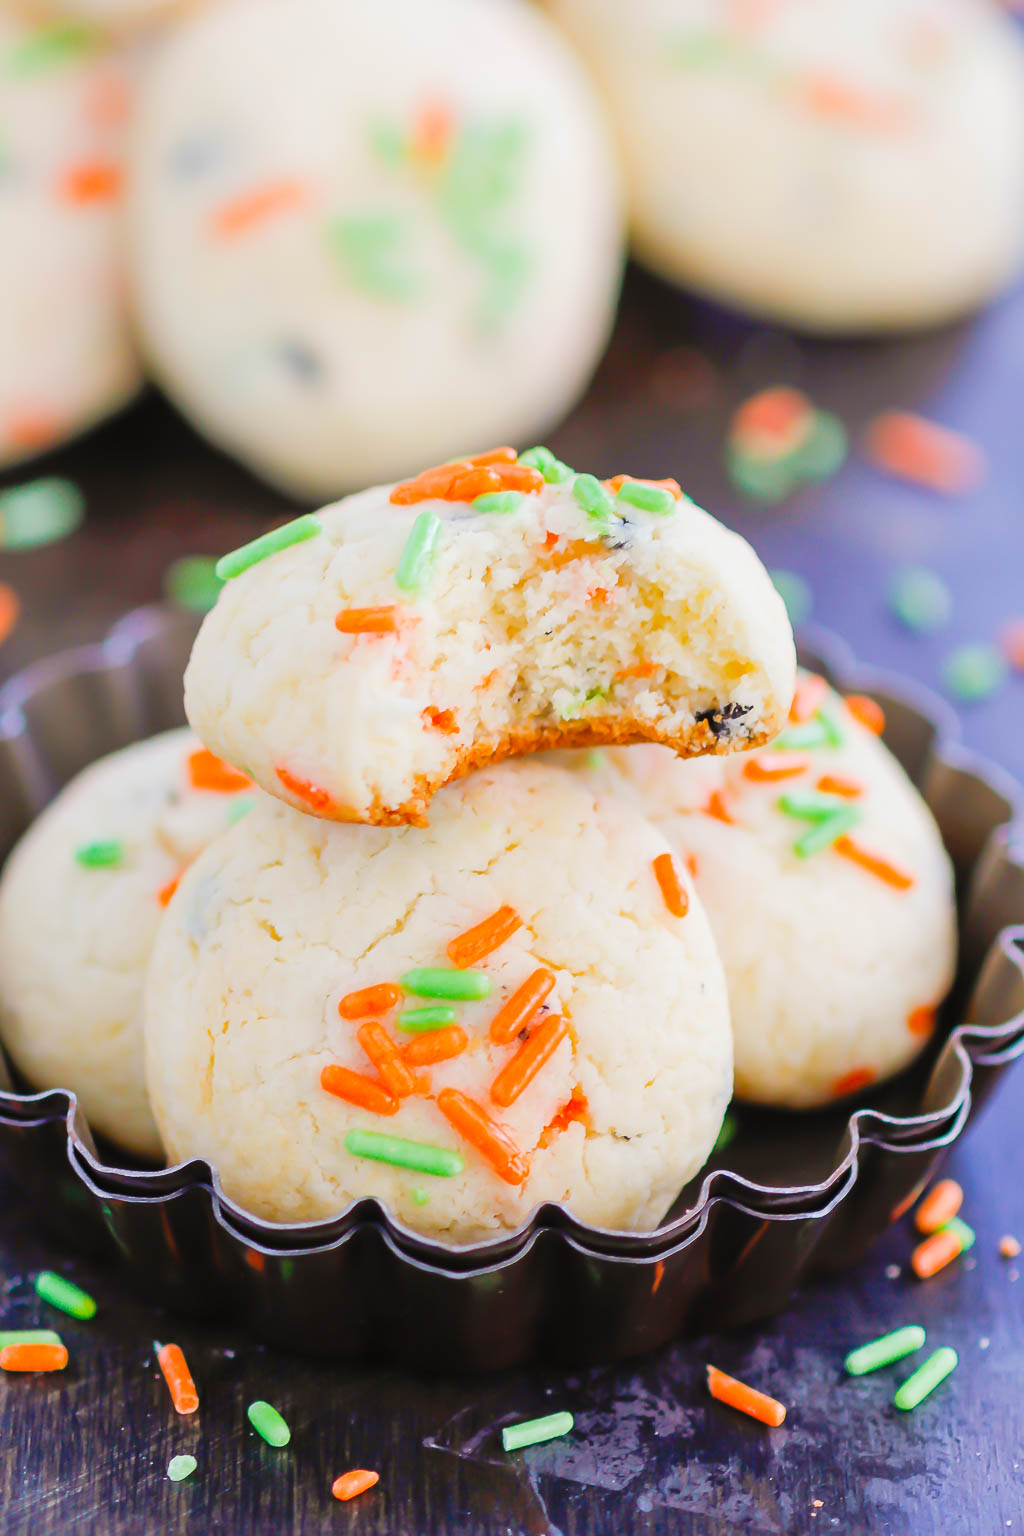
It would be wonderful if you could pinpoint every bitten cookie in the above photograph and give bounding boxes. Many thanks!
[129,0,623,497]
[183,447,796,826]
[144,760,733,1241]
[0,730,254,1157]
[546,0,1024,331]
[581,675,957,1108]
[0,14,139,468]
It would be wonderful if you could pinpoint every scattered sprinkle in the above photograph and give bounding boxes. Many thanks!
[572,473,615,528]
[321,1065,399,1116]
[489,969,555,1045]
[163,555,223,612]
[216,515,321,581]
[834,836,914,890]
[473,491,523,514]
[713,1110,737,1152]
[943,644,1008,703]
[400,967,491,1001]
[436,1087,528,1185]
[728,388,847,501]
[502,1412,574,1452]
[59,160,123,204]
[0,1342,68,1372]
[770,569,813,627]
[211,181,307,240]
[0,478,84,551]
[490,1014,569,1108]
[247,1400,291,1447]
[356,1023,418,1098]
[339,984,402,1020]
[832,1067,876,1098]
[333,1469,380,1502]
[744,752,809,783]
[844,1325,926,1376]
[912,1218,975,1279]
[1000,1236,1021,1259]
[893,1346,958,1410]
[0,1330,62,1349]
[156,1342,199,1415]
[0,583,20,645]
[844,695,886,735]
[999,619,1024,672]
[915,1179,963,1235]
[397,1006,457,1033]
[188,749,249,794]
[395,510,442,593]
[518,446,573,483]
[35,1271,95,1320]
[864,412,984,495]
[157,872,183,908]
[275,766,333,814]
[885,1265,902,1281]
[448,906,522,968]
[779,794,861,858]
[789,673,829,723]
[888,566,952,633]
[345,1127,464,1178]
[335,606,400,634]
[652,852,690,918]
[167,1454,197,1483]
[907,1006,936,1038]
[401,1025,467,1065]
[74,839,123,869]
[614,480,677,516]
[706,1365,786,1427]
[816,774,862,798]
[8,21,97,76]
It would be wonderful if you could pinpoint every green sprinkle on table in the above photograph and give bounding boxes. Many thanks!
[502,1411,574,1452]
[167,1454,197,1483]
[893,1346,958,1411]
[74,839,123,869]
[0,1329,62,1349]
[770,569,812,627]
[35,1270,96,1320]
[398,1006,457,1033]
[888,566,952,634]
[794,411,848,482]
[395,510,441,593]
[473,491,523,514]
[615,481,676,515]
[572,473,614,526]
[943,644,1008,704]
[726,449,794,503]
[518,446,573,483]
[247,1400,291,1447]
[163,555,224,613]
[400,967,492,1001]
[345,1128,464,1178]
[0,478,84,550]
[844,1325,926,1376]
[215,515,321,581]
[942,1216,976,1253]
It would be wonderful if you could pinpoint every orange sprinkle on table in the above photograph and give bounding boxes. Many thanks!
[816,773,862,798]
[335,606,399,634]
[401,1025,468,1066]
[275,765,334,814]
[704,790,733,824]
[0,583,19,647]
[211,180,308,240]
[448,905,522,968]
[339,983,402,1019]
[490,1014,570,1109]
[59,160,123,204]
[5,409,59,452]
[0,1343,68,1373]
[999,1235,1022,1259]
[539,1087,589,1148]
[789,672,828,723]
[911,1226,964,1279]
[834,835,914,890]
[863,411,984,495]
[357,1023,419,1099]
[652,853,689,919]
[422,706,459,734]
[1000,618,1024,672]
[744,752,810,782]
[915,1178,963,1235]
[157,872,184,907]
[706,1365,786,1427]
[488,968,555,1045]
[156,1342,199,1415]
[332,1469,380,1503]
[188,748,250,793]
[907,1006,936,1038]
[605,474,682,498]
[732,387,812,458]
[436,1087,529,1185]
[844,694,886,735]
[832,1067,875,1098]
[615,661,657,681]
[320,1064,399,1117]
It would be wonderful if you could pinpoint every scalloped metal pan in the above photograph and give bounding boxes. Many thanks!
[0,606,1020,1367]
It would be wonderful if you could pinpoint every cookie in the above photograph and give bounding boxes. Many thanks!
[129,0,623,497]
[144,759,733,1241]
[183,448,797,826]
[546,0,1024,331]
[0,730,253,1157]
[10,2,203,33]
[579,675,957,1107]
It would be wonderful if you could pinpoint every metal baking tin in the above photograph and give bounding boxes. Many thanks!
[0,605,1020,1369]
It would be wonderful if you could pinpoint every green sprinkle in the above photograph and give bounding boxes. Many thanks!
[395,510,441,594]
[397,1006,457,1033]
[7,22,97,75]
[411,1187,430,1207]
[772,712,834,752]
[943,644,1008,704]
[584,750,607,770]
[369,120,408,169]
[227,798,255,825]
[167,1454,197,1483]
[615,481,676,515]
[713,1110,737,1152]
[247,1400,291,1447]
[726,449,795,503]
[888,566,952,634]
[793,411,848,482]
[770,569,812,627]
[215,515,321,581]
[572,473,615,527]
[942,1216,976,1253]
[0,1329,62,1349]
[502,1412,574,1452]
[473,491,523,514]
[518,446,573,483]
[817,707,845,748]
[74,839,123,869]
[844,1325,926,1376]
[163,555,224,613]
[400,967,492,1001]
[327,212,419,302]
[778,791,847,822]
[345,1128,464,1178]
[34,1271,96,1320]
[0,478,84,550]
[893,1346,958,1411]
[792,805,861,858]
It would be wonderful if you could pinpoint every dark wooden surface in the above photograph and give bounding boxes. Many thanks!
[1,267,1023,1535]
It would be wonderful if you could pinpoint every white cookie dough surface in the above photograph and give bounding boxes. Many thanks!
[129,0,623,498]
[144,760,733,1241]
[580,677,957,1107]
[0,14,139,467]
[0,729,254,1157]
[547,0,1024,331]
[183,454,796,826]
[9,2,203,33]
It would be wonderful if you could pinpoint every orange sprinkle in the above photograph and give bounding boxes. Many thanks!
[5,408,59,452]
[333,1469,380,1503]
[58,160,123,204]
[615,661,657,681]
[339,983,402,1020]
[401,1025,468,1066]
[704,790,733,824]
[0,583,20,646]
[587,588,612,607]
[605,474,682,498]
[732,387,812,458]
[83,71,130,129]
[245,1249,265,1273]
[844,694,886,735]
[832,1067,875,1098]
[789,672,828,723]
[907,1006,936,1038]
[188,748,250,793]
[652,1260,665,1295]
[538,1088,589,1148]
[685,853,700,880]
[1000,618,1024,673]
[468,446,518,468]
[490,1014,570,1109]
[543,531,560,551]
[743,752,810,782]
[911,1227,964,1279]
[488,969,555,1045]
[864,411,984,495]
[999,1235,1021,1259]
[448,905,522,968]
[0,1343,68,1373]
[706,1365,786,1427]
[653,853,689,919]
[357,1022,419,1099]
[816,773,862,798]
[449,466,502,501]
[422,706,459,734]
[436,1087,529,1185]
[275,765,334,814]
[390,462,467,504]
[834,835,914,890]
[915,1178,963,1235]
[335,606,399,634]
[157,872,183,907]
[320,1064,399,1117]
[493,463,545,494]
[794,73,910,132]
[210,180,308,239]
[413,99,454,165]
[156,1342,199,1415]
